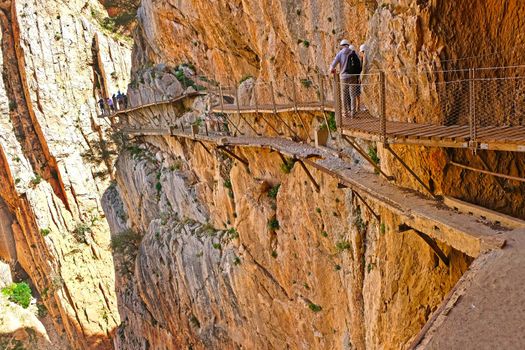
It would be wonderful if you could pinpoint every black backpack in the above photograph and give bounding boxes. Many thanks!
[344,51,362,75]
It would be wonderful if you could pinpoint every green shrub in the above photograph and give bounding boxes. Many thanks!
[367,263,375,274]
[302,40,310,48]
[268,184,280,199]
[368,146,380,165]
[335,240,352,251]
[30,174,42,186]
[300,79,313,88]
[315,207,321,214]
[271,250,278,258]
[327,112,337,131]
[380,223,386,235]
[2,282,32,308]
[224,179,234,198]
[227,227,239,239]
[40,228,50,236]
[233,256,241,265]
[72,223,91,244]
[267,217,280,231]
[280,158,296,174]
[308,302,322,312]
[212,243,222,250]
[321,231,328,237]
[334,264,341,271]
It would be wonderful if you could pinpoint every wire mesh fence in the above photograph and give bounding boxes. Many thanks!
[116,63,525,148]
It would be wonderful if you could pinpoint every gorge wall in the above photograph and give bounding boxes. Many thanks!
[0,0,130,348]
[1,0,524,349]
[102,0,525,349]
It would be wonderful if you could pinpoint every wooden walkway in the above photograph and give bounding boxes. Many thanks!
[341,113,525,152]
[211,101,336,114]
[121,126,508,257]
[101,88,525,153]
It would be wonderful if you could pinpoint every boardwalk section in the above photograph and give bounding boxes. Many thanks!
[122,125,507,257]
[207,68,525,152]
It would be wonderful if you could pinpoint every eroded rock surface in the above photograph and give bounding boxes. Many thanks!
[0,0,131,348]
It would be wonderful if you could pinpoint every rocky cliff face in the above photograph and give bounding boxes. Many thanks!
[0,0,131,348]
[99,0,525,349]
[104,131,471,349]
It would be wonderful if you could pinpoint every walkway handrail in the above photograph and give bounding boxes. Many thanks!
[105,65,525,152]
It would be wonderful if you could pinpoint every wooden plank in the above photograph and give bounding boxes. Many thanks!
[443,196,525,229]
[478,127,523,141]
[392,124,436,136]
[415,126,455,138]
[431,126,471,140]
[473,126,507,138]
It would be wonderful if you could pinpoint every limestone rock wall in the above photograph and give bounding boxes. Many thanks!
[0,0,131,348]
[103,130,472,349]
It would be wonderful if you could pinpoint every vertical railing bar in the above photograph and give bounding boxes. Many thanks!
[292,77,311,142]
[333,74,342,129]
[379,71,387,144]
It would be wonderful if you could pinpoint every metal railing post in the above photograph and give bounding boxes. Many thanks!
[318,73,333,139]
[270,82,278,114]
[219,84,225,114]
[254,83,259,114]
[234,84,242,121]
[333,74,342,128]
[469,68,477,149]
[379,71,387,144]
[292,77,299,112]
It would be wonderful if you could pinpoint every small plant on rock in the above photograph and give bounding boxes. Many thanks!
[30,174,42,187]
[280,158,296,174]
[267,184,280,199]
[336,240,352,252]
[233,256,241,265]
[267,217,280,232]
[368,146,380,165]
[72,223,91,244]
[2,282,32,308]
[227,227,239,239]
[308,302,322,313]
[40,228,51,237]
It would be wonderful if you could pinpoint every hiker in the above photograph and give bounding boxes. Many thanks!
[107,97,115,112]
[98,98,106,115]
[117,90,124,110]
[330,40,362,118]
[112,94,118,110]
[357,44,367,112]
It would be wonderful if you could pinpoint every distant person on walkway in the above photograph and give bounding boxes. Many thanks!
[98,98,106,115]
[112,94,118,110]
[117,90,124,110]
[107,97,115,112]
[330,40,362,118]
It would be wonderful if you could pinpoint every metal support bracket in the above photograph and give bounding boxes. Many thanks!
[197,140,212,156]
[218,146,249,167]
[399,224,450,266]
[351,189,380,222]
[342,135,394,181]
[384,144,437,198]
[297,160,320,192]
